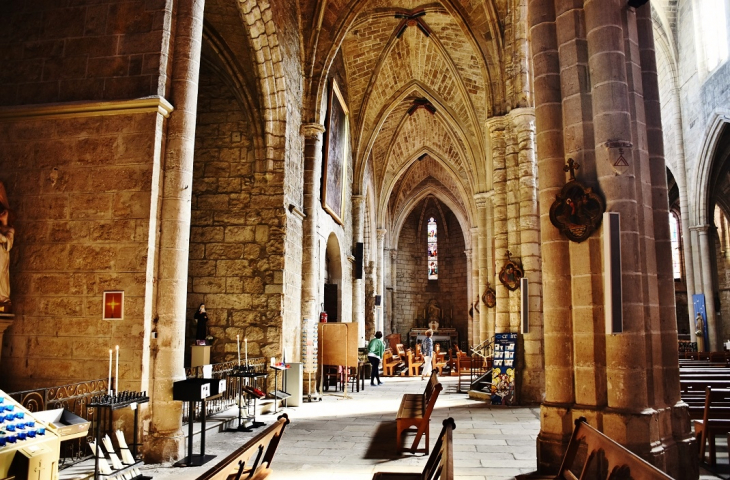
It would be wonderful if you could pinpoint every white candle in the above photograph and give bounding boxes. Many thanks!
[115,345,119,394]
[108,349,112,395]
[245,338,248,364]
[237,335,241,366]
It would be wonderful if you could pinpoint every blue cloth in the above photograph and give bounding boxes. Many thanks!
[422,337,433,357]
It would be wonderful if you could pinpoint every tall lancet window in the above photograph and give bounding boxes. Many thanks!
[427,217,438,280]
[669,212,682,280]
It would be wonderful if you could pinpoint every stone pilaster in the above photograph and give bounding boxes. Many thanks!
[147,0,205,463]
[484,193,496,341]
[300,123,326,326]
[470,228,480,345]
[389,248,398,335]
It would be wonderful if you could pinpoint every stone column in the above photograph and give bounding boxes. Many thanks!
[470,228,480,344]
[147,0,205,463]
[389,249,398,335]
[376,229,387,333]
[528,0,577,470]
[488,117,510,335]
[697,225,719,351]
[485,193,496,341]
[352,194,365,342]
[464,248,473,343]
[301,123,326,325]
[475,193,489,343]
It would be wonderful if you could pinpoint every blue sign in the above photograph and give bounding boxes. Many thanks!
[491,333,517,406]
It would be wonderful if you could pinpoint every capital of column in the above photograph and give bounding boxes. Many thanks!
[690,224,711,234]
[352,194,366,203]
[486,115,507,133]
[300,123,326,138]
[474,192,492,209]
[390,249,398,260]
[377,228,387,241]
[464,249,472,256]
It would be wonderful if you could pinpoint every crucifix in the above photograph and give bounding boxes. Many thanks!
[564,158,580,181]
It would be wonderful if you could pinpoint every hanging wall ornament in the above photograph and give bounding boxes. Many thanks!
[482,282,496,308]
[549,158,606,243]
[498,251,524,291]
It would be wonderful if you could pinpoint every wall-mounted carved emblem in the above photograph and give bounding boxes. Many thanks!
[549,159,605,243]
[498,252,523,291]
[482,282,496,308]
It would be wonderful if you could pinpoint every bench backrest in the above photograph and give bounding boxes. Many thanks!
[702,387,730,425]
[424,372,443,414]
[397,344,407,357]
[196,414,290,480]
[384,349,398,364]
[421,418,455,480]
[557,417,672,480]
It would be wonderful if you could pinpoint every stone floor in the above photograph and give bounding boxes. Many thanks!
[62,374,725,479]
[142,374,541,480]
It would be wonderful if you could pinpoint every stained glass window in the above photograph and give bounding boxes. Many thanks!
[669,213,681,280]
[428,217,438,280]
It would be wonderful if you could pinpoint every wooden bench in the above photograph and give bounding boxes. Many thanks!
[694,387,730,466]
[196,413,290,480]
[383,349,404,376]
[406,349,424,376]
[548,417,672,480]
[373,418,454,479]
[396,371,443,454]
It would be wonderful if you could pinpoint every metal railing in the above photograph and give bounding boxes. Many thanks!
[8,378,108,467]
[182,357,268,424]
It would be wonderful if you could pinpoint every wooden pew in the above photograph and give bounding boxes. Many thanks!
[406,349,424,377]
[396,371,443,454]
[196,414,290,480]
[373,418,454,479]
[694,387,730,466]
[554,417,672,480]
[383,349,404,376]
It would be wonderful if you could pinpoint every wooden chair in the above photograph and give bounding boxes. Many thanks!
[406,349,424,377]
[373,418,454,479]
[196,414,290,480]
[434,344,447,375]
[695,387,730,465]
[383,349,403,376]
[396,371,443,454]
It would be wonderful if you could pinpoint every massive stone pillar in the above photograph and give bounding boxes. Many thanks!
[301,123,326,326]
[484,194,496,341]
[352,195,365,343]
[147,0,204,463]
[529,1,695,477]
[389,249,397,335]
[470,228,480,345]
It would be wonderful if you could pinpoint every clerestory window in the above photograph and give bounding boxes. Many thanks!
[669,212,682,280]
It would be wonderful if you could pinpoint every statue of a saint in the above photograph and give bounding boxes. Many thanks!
[695,312,705,352]
[427,299,441,332]
[0,182,14,314]
[195,303,209,342]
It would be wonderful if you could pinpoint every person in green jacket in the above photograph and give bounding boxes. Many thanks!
[367,331,385,386]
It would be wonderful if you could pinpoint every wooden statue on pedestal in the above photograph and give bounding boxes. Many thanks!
[0,181,14,315]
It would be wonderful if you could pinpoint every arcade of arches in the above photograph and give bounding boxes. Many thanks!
[1,0,729,477]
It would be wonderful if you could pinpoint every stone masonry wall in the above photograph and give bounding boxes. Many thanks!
[394,202,468,348]
[0,0,171,106]
[0,111,161,391]
[188,63,284,366]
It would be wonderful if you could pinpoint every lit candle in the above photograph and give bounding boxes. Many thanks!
[237,335,241,366]
[115,345,119,394]
[108,349,112,395]
[244,338,248,365]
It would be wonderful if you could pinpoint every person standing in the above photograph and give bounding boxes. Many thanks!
[0,182,14,314]
[421,330,434,380]
[367,331,385,386]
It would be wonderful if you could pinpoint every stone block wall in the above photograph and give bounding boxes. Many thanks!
[188,63,285,366]
[0,110,162,391]
[0,0,171,106]
[394,202,468,347]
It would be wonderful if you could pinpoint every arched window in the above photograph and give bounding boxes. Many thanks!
[427,217,438,280]
[696,0,728,73]
[669,212,682,280]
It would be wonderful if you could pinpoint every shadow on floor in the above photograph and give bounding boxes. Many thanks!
[364,421,430,460]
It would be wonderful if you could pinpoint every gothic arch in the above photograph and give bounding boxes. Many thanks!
[693,110,730,226]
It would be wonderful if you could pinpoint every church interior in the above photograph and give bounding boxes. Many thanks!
[1,0,730,478]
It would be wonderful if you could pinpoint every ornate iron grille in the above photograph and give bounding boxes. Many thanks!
[8,378,108,467]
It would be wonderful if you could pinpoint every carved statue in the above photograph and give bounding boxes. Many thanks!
[194,303,209,341]
[695,312,706,352]
[426,299,442,322]
[0,182,14,314]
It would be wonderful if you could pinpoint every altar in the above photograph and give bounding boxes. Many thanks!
[409,328,458,350]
